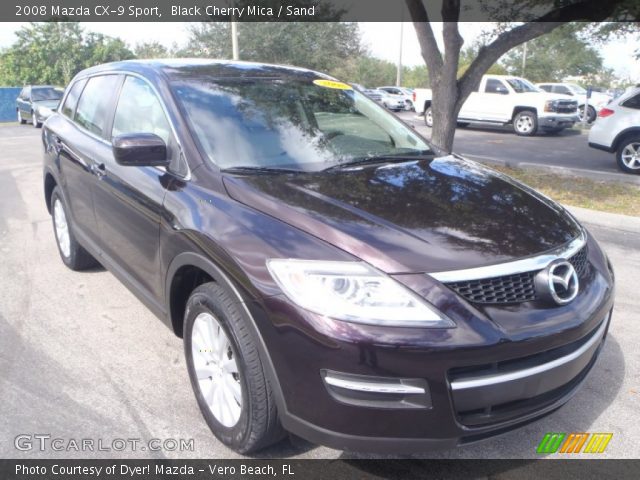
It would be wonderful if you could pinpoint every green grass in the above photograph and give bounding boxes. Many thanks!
[491,165,640,217]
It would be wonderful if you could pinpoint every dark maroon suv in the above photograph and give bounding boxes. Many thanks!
[42,60,615,454]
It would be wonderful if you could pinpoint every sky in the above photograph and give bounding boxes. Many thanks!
[1,22,638,80]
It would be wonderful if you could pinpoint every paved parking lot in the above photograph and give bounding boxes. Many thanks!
[1,124,639,459]
[396,111,639,184]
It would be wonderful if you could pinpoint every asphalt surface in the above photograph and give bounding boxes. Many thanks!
[0,124,639,460]
[395,111,640,184]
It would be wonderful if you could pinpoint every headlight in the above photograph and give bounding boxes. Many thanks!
[544,100,557,112]
[266,259,454,328]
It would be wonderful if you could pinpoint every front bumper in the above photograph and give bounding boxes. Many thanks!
[251,234,615,453]
[539,114,579,129]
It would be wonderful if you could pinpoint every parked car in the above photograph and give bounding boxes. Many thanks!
[414,75,579,135]
[536,82,612,123]
[377,86,414,110]
[588,86,640,174]
[16,85,64,128]
[43,60,614,454]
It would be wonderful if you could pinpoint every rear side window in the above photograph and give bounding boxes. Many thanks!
[74,75,120,137]
[485,79,507,94]
[61,79,87,118]
[112,76,172,144]
[538,85,552,92]
[622,94,640,110]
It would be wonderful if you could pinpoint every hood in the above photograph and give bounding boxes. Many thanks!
[34,100,60,110]
[222,156,581,274]
[520,91,575,103]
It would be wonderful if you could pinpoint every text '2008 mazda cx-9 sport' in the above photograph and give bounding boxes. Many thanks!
[42,60,615,454]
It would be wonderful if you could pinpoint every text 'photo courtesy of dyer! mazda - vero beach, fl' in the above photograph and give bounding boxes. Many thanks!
[1,1,640,479]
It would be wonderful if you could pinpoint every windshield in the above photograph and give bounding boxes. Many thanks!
[171,78,431,172]
[32,87,62,101]
[505,78,539,93]
[567,83,587,95]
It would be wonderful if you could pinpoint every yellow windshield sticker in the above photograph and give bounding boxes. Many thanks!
[313,79,352,90]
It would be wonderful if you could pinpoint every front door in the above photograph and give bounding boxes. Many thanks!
[91,75,176,302]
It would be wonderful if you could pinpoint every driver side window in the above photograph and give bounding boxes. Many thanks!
[112,76,172,145]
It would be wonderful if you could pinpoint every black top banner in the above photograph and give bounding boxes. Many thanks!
[5,0,640,22]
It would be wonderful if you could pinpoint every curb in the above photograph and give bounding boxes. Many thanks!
[566,205,640,233]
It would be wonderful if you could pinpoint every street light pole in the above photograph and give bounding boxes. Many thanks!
[231,21,239,60]
[396,20,404,87]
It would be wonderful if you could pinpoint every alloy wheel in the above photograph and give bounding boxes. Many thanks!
[191,312,242,428]
[53,198,71,258]
[621,143,640,170]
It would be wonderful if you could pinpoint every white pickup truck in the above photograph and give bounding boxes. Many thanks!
[413,75,579,136]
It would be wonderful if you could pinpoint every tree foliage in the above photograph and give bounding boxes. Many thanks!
[182,22,365,74]
[134,41,170,59]
[501,24,604,82]
[0,23,134,86]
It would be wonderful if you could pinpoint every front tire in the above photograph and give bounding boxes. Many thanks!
[32,111,41,128]
[184,282,284,453]
[616,137,640,174]
[50,187,99,270]
[18,110,26,124]
[424,106,433,127]
[513,110,538,136]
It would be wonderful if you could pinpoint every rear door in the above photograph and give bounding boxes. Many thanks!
[91,75,177,303]
[53,75,122,247]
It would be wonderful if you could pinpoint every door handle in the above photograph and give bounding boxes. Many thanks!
[90,163,106,177]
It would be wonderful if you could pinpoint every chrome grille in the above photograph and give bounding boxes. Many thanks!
[445,246,589,305]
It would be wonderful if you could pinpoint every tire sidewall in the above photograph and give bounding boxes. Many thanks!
[184,290,252,450]
[425,107,433,127]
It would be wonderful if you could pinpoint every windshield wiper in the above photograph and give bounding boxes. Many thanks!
[323,154,432,171]
[221,166,303,174]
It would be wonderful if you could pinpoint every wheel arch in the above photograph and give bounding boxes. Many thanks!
[44,171,58,214]
[612,127,640,152]
[512,106,537,121]
[165,251,288,415]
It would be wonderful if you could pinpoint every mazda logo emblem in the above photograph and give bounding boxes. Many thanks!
[535,260,579,305]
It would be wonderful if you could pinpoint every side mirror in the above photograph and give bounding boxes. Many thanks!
[112,133,169,167]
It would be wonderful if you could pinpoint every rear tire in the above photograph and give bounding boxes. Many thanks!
[579,105,597,124]
[50,187,99,271]
[616,136,640,174]
[424,106,433,127]
[513,110,538,136]
[184,282,285,453]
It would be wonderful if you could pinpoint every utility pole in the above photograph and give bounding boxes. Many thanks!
[521,42,527,77]
[231,21,239,60]
[396,20,404,86]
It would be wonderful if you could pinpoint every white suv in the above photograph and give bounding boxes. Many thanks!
[588,87,640,174]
